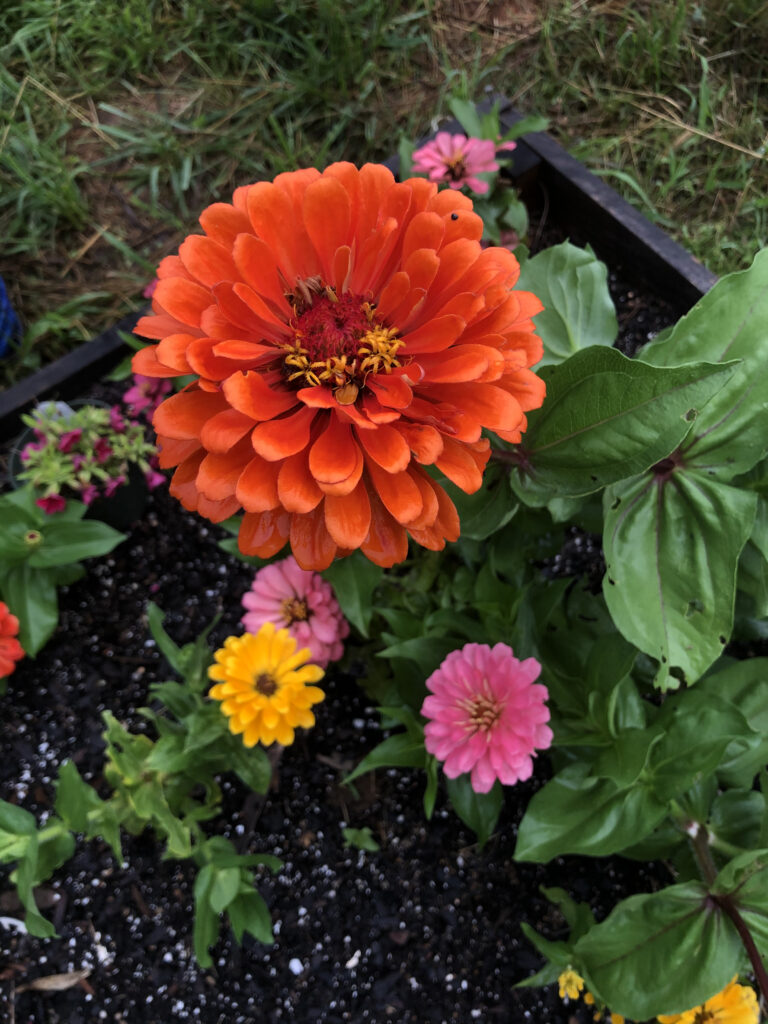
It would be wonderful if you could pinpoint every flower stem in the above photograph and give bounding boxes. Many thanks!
[690,824,768,1003]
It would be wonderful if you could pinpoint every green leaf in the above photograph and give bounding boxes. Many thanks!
[227,887,274,945]
[695,658,768,786]
[709,790,765,852]
[209,866,241,914]
[445,775,502,851]
[423,755,439,820]
[322,552,383,638]
[516,922,572,986]
[514,762,667,862]
[539,886,596,941]
[376,635,459,676]
[441,463,517,541]
[0,800,36,836]
[516,242,618,365]
[1,562,60,657]
[345,732,427,784]
[603,470,757,689]
[446,96,483,137]
[226,742,271,795]
[12,839,56,938]
[512,348,735,501]
[192,864,219,967]
[146,603,186,676]
[28,520,125,567]
[55,761,106,834]
[342,826,380,852]
[574,882,743,1020]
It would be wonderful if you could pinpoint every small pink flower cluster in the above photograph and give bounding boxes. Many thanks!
[19,400,160,514]
[241,556,349,669]
[122,373,172,420]
[411,132,516,195]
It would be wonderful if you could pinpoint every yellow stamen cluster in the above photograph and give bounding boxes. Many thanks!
[208,622,324,747]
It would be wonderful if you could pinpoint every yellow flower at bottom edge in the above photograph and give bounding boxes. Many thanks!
[208,621,325,747]
[558,968,585,1001]
[657,977,759,1024]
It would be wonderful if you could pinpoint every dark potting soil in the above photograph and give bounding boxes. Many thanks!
[0,235,681,1023]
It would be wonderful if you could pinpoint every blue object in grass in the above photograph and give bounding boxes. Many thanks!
[0,276,22,356]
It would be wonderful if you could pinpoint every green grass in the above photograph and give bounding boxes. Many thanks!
[0,0,766,387]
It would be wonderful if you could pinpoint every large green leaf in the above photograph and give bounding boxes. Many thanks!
[2,562,60,656]
[603,469,757,689]
[642,249,768,478]
[574,882,743,1020]
[28,519,125,567]
[514,762,667,862]
[696,658,768,786]
[516,241,617,365]
[511,347,734,501]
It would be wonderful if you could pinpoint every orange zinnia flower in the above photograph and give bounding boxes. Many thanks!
[0,601,25,679]
[133,163,545,569]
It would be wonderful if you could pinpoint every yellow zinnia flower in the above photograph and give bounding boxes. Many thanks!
[657,977,759,1024]
[558,968,585,1001]
[208,622,325,747]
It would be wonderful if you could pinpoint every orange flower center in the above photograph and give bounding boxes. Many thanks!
[283,289,403,405]
[254,672,278,696]
[282,597,309,624]
[463,692,503,734]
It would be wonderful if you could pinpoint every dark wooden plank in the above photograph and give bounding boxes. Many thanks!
[0,311,141,443]
[497,104,718,310]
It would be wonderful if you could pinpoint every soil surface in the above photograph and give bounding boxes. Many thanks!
[0,229,681,1023]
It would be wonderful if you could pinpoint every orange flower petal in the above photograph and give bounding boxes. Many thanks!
[402,314,466,355]
[417,346,492,383]
[231,233,293,316]
[135,312,200,341]
[199,202,251,246]
[154,389,228,440]
[364,458,423,525]
[154,278,213,329]
[303,176,352,282]
[356,423,410,473]
[236,455,282,512]
[402,466,439,530]
[247,181,318,284]
[179,234,239,287]
[290,505,338,571]
[252,405,317,461]
[408,480,460,549]
[278,451,323,513]
[239,509,291,558]
[361,495,409,568]
[393,421,444,464]
[222,371,298,421]
[211,282,287,343]
[402,211,445,261]
[198,494,241,523]
[132,345,188,378]
[376,271,411,321]
[200,408,255,453]
[435,436,489,493]
[435,381,522,433]
[197,438,252,500]
[309,417,360,485]
[324,479,372,549]
[367,374,412,410]
[155,333,198,373]
[156,436,200,469]
[170,450,205,510]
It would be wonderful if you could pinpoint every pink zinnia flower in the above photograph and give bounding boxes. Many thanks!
[58,428,83,453]
[94,438,113,463]
[36,494,67,514]
[421,642,552,794]
[411,132,513,195]
[241,556,349,669]
[143,277,159,299]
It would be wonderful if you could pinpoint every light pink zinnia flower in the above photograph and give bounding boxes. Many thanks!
[411,132,513,195]
[421,642,552,794]
[241,556,349,669]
